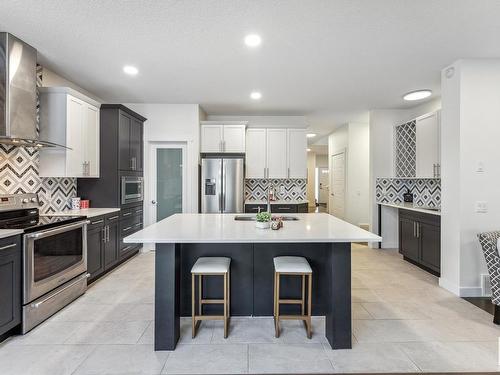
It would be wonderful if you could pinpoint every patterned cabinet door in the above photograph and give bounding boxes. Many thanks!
[394,120,416,177]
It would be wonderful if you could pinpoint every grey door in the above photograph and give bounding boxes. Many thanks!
[201,158,222,213]
[222,158,244,213]
[156,148,183,220]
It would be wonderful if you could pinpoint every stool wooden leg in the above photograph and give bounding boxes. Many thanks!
[273,271,276,328]
[198,274,202,316]
[307,273,312,339]
[223,272,228,338]
[275,272,280,338]
[301,274,305,316]
[228,270,231,318]
[191,274,196,338]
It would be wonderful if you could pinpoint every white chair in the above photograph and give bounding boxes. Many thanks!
[273,256,313,338]
[191,257,231,338]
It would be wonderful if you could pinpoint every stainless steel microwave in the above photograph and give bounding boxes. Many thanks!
[121,176,144,205]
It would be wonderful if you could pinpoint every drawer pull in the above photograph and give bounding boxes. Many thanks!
[0,243,16,251]
[91,219,104,225]
[134,223,142,227]
[135,209,143,213]
[122,212,132,217]
[122,226,132,232]
[108,215,119,220]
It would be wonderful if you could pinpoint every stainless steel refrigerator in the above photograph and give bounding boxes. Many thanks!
[201,157,244,213]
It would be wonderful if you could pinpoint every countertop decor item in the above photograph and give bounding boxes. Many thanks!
[271,216,283,230]
[403,188,413,203]
[255,211,271,229]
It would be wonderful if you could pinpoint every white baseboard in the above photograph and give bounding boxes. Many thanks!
[459,286,484,297]
[439,277,460,296]
[381,242,398,249]
[141,244,154,253]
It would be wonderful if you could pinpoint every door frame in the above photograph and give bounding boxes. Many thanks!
[329,149,347,219]
[148,142,188,226]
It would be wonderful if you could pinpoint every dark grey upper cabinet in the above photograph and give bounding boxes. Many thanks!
[119,112,132,171]
[0,235,21,337]
[130,117,143,172]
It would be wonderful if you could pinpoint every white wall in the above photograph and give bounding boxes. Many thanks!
[123,104,202,250]
[206,115,307,128]
[41,67,104,103]
[328,123,370,227]
[307,152,316,207]
[369,98,441,248]
[315,154,328,168]
[440,60,500,296]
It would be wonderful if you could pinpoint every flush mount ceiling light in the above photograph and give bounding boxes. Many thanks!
[307,148,311,152]
[123,65,138,75]
[403,89,432,101]
[244,34,261,47]
[250,91,262,100]
[306,133,317,138]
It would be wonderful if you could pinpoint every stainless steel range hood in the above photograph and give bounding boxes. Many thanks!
[0,32,62,148]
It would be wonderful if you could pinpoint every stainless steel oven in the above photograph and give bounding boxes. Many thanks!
[22,220,88,333]
[121,176,144,205]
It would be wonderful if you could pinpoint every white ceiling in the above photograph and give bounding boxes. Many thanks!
[1,0,500,137]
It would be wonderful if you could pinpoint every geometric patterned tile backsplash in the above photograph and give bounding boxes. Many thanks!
[376,177,441,207]
[0,144,77,213]
[245,179,307,201]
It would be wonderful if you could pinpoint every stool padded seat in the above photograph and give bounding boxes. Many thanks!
[273,256,312,273]
[191,257,231,274]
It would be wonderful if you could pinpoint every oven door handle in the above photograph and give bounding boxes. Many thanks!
[31,273,91,308]
[25,220,90,240]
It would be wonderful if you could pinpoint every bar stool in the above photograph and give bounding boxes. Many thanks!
[273,256,312,338]
[191,257,231,338]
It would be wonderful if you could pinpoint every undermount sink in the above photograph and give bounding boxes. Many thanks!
[234,215,299,221]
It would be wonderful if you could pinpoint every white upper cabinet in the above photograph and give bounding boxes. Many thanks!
[201,125,223,152]
[416,111,440,178]
[287,129,307,178]
[245,129,267,178]
[200,122,246,153]
[245,128,307,179]
[266,129,288,179]
[38,87,100,178]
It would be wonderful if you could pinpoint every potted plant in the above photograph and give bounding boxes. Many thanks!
[255,211,271,229]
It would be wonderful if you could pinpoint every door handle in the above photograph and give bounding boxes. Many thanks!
[413,222,416,237]
[151,200,156,205]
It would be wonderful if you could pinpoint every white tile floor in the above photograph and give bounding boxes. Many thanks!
[1,244,500,374]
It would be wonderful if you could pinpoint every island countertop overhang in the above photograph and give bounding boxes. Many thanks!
[124,213,382,244]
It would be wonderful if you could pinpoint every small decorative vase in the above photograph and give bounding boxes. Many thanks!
[255,221,270,229]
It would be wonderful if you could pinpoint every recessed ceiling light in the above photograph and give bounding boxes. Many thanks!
[250,91,262,100]
[306,133,317,138]
[244,34,261,47]
[307,148,311,152]
[403,89,432,101]
[123,65,138,75]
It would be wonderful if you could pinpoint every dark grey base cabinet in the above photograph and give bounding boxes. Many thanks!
[245,203,308,214]
[399,209,441,276]
[87,208,142,284]
[0,235,21,339]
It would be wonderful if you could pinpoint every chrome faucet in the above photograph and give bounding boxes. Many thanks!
[267,183,275,213]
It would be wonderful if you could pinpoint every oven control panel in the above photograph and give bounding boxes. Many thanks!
[0,193,40,211]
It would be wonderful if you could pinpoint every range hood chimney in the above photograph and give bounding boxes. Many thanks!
[0,32,62,148]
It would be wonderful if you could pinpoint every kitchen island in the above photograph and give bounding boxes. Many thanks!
[124,213,381,351]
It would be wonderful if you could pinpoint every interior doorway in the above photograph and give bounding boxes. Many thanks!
[149,142,187,224]
[329,150,346,219]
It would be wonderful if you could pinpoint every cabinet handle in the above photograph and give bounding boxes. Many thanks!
[102,227,106,242]
[123,212,131,217]
[108,215,119,221]
[122,226,132,232]
[287,167,290,179]
[91,219,104,225]
[413,222,416,237]
[135,209,143,214]
[134,222,142,228]
[279,207,290,210]
[417,223,420,238]
[106,225,110,242]
[0,243,16,251]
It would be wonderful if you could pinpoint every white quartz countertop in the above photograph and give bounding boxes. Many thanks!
[0,229,24,240]
[41,208,120,218]
[124,213,382,244]
[378,202,441,216]
[245,200,309,205]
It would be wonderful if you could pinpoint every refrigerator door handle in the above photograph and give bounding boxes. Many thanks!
[222,163,226,212]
